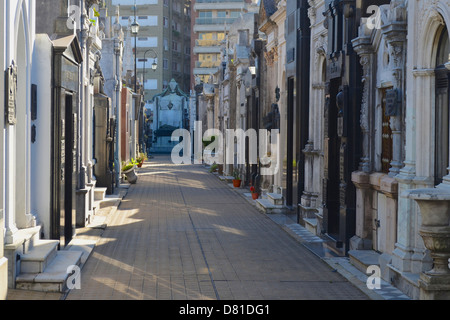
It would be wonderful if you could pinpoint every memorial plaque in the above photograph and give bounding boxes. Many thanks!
[31,84,37,121]
[287,48,295,63]
[61,57,79,92]
[5,64,17,125]
[328,56,342,80]
[385,88,400,116]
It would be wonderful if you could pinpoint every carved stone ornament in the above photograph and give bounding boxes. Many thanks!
[5,61,18,125]
[85,0,102,9]
[359,55,370,131]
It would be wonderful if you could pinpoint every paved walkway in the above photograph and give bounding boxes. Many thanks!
[64,155,368,300]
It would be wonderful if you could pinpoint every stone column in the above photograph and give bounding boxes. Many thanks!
[350,27,374,249]
[350,171,373,249]
[352,27,373,173]
[381,0,407,177]
[385,40,405,177]
[392,68,435,278]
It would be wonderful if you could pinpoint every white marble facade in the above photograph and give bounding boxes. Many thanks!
[1,0,36,297]
[300,0,327,235]
[348,0,450,299]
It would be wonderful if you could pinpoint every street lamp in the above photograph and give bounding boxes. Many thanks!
[142,48,158,100]
[142,49,158,154]
[131,1,140,93]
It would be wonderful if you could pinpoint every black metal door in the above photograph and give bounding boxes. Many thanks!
[286,78,295,207]
[54,90,77,248]
[63,93,77,247]
[325,79,340,239]
[57,88,67,247]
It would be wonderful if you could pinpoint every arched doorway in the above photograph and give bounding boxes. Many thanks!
[434,25,450,185]
[15,6,33,229]
[5,2,33,244]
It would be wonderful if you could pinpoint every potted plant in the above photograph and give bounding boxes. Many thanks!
[122,159,138,184]
[136,153,147,168]
[209,163,218,173]
[232,169,241,188]
[250,186,259,200]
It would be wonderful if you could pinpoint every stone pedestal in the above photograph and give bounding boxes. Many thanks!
[351,171,373,250]
[0,257,7,299]
[407,188,450,299]
[76,188,90,227]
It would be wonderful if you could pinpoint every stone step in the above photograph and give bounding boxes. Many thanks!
[94,187,108,201]
[16,250,83,293]
[267,193,283,205]
[348,249,381,274]
[4,226,42,256]
[303,218,318,235]
[219,175,235,183]
[20,240,59,274]
[255,198,285,214]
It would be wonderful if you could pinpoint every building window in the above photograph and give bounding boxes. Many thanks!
[174,1,181,13]
[164,0,169,7]
[230,11,241,18]
[163,17,169,28]
[172,21,180,32]
[172,40,179,52]
[164,38,169,51]
[172,61,179,72]
[199,11,212,18]
[163,59,169,69]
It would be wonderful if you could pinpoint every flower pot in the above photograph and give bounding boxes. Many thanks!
[232,179,241,188]
[137,162,143,168]
[123,166,138,184]
[252,193,259,200]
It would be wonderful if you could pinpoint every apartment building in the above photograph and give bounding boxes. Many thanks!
[105,0,191,102]
[191,0,257,85]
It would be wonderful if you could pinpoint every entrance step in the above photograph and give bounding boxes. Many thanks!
[16,250,83,293]
[267,193,283,205]
[219,175,235,183]
[94,187,108,201]
[20,240,59,273]
[255,198,285,214]
[303,218,318,235]
[348,249,381,274]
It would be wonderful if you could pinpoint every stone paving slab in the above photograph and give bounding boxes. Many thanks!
[63,155,369,300]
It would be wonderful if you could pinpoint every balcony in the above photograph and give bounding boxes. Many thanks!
[195,60,222,68]
[193,67,220,75]
[112,0,157,5]
[196,39,223,47]
[196,0,243,2]
[193,39,223,54]
[194,1,246,11]
[195,17,237,25]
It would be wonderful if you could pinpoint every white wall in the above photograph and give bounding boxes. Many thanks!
[30,34,53,238]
